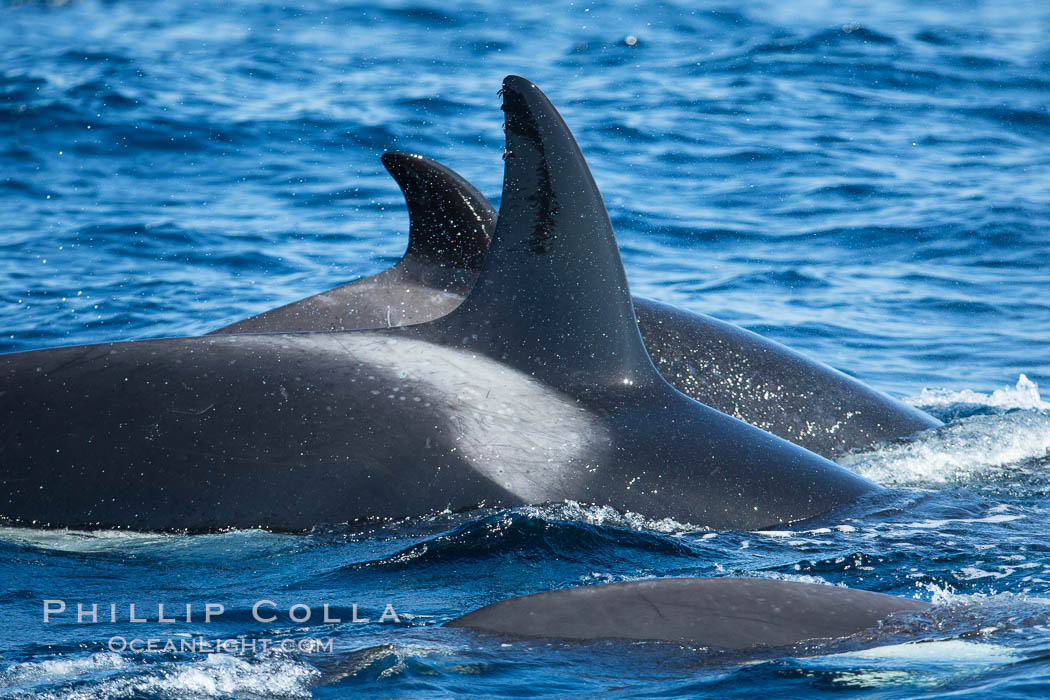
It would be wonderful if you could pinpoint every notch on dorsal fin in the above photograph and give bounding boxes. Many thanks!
[427,76,659,389]
[381,152,496,270]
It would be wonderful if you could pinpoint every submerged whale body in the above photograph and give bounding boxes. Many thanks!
[0,76,878,531]
[448,578,930,649]
[214,156,939,459]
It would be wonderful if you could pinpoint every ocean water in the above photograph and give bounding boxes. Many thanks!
[2,0,1050,697]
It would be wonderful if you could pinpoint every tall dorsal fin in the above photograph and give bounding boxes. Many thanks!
[427,76,659,389]
[381,152,495,270]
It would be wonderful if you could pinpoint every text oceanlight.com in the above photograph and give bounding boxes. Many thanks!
[108,635,336,654]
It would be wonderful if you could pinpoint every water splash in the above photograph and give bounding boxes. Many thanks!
[524,501,697,534]
[840,410,1050,486]
[908,374,1050,412]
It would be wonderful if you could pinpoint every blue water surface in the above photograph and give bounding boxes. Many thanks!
[2,0,1050,697]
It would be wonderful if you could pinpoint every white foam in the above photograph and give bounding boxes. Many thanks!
[956,566,1010,581]
[825,639,1021,665]
[0,527,174,552]
[840,411,1050,486]
[526,501,696,534]
[0,526,299,554]
[798,639,1024,690]
[908,374,1050,412]
[753,571,840,587]
[131,654,318,698]
[899,512,1025,529]
[4,653,320,699]
[0,652,126,687]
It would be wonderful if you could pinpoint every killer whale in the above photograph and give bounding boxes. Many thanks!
[215,152,496,333]
[0,76,878,531]
[212,159,939,459]
[448,578,930,649]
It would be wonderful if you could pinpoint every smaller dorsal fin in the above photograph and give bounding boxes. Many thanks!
[381,152,495,270]
[427,76,659,389]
